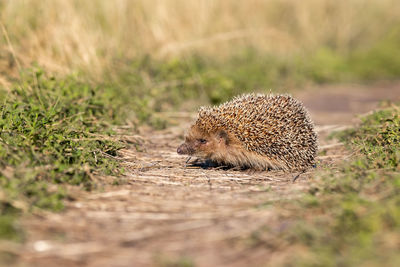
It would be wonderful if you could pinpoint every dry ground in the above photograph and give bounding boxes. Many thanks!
[13,82,400,267]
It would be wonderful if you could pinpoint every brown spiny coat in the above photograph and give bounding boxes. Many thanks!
[177,94,318,171]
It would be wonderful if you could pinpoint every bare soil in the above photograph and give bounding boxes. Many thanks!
[15,82,400,267]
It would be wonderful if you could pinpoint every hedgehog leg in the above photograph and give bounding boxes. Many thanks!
[213,165,230,170]
[203,159,220,169]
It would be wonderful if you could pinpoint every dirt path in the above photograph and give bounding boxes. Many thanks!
[17,82,400,267]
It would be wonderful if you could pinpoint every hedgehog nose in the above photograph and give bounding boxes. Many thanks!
[177,144,186,155]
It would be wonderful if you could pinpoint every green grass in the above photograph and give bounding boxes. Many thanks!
[251,105,400,266]
[0,69,125,240]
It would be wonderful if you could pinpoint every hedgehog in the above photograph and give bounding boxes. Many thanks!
[177,93,318,171]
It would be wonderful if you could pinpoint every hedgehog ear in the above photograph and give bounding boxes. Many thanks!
[217,130,230,145]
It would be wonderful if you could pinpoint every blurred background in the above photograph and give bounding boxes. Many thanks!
[1,0,400,122]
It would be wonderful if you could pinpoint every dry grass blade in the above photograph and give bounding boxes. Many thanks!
[1,0,399,74]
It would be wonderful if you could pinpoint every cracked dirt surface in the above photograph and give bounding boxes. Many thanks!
[13,82,400,267]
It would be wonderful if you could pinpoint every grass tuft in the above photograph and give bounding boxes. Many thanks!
[0,69,124,240]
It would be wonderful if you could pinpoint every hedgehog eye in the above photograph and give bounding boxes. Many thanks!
[199,139,207,144]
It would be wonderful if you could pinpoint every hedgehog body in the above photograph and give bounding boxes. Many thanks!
[177,94,318,171]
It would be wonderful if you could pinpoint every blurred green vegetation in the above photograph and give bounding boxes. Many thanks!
[106,27,400,120]
[154,254,195,267]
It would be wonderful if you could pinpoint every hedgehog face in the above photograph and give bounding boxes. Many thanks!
[177,125,230,158]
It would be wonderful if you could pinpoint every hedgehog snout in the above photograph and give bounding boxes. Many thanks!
[177,143,193,155]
